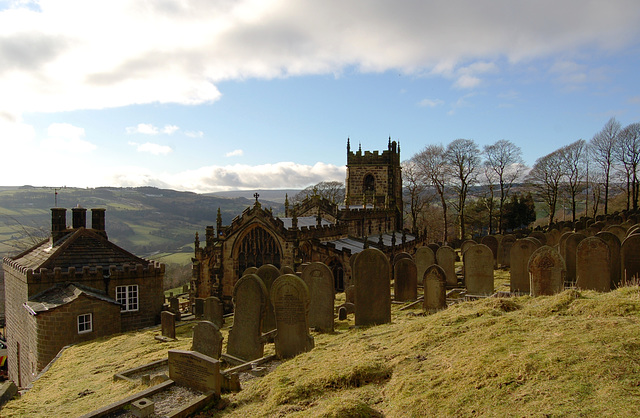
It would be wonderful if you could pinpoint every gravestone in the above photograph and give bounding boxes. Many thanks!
[270,274,315,358]
[243,266,258,276]
[194,298,204,318]
[525,236,542,247]
[227,274,268,361]
[546,229,561,248]
[191,321,223,359]
[353,248,391,326]
[558,231,573,259]
[605,225,627,243]
[169,297,180,314]
[345,284,355,304]
[576,236,611,292]
[529,231,547,245]
[564,233,587,286]
[203,296,224,329]
[427,243,440,255]
[168,350,220,395]
[161,311,176,339]
[423,265,447,313]
[500,235,517,268]
[394,258,418,301]
[510,238,540,293]
[464,244,494,295]
[621,235,640,283]
[182,284,189,293]
[280,265,295,275]
[460,239,477,255]
[414,246,436,286]
[393,252,413,264]
[338,306,347,320]
[480,236,499,268]
[436,246,457,287]
[595,231,622,288]
[256,264,281,333]
[528,246,565,296]
[301,262,335,333]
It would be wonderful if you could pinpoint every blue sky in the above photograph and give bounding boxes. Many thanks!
[1,0,639,192]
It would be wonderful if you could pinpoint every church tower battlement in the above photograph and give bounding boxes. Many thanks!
[345,137,403,230]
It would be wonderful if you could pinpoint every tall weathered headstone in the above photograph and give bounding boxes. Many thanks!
[464,244,494,295]
[256,264,281,332]
[510,238,540,293]
[203,296,224,329]
[271,274,314,358]
[564,233,587,286]
[191,321,223,359]
[161,311,176,339]
[301,262,335,333]
[529,231,547,245]
[423,265,447,313]
[605,225,627,243]
[480,235,499,268]
[528,246,565,296]
[500,235,517,268]
[576,236,611,292]
[545,229,561,248]
[194,298,205,318]
[354,248,391,326]
[414,246,435,286]
[436,245,457,287]
[394,257,418,301]
[227,274,268,361]
[595,231,622,288]
[621,235,640,283]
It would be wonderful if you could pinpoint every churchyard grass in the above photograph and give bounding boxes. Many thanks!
[218,286,640,417]
[5,281,640,417]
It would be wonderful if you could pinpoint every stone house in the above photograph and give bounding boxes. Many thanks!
[191,139,427,310]
[2,207,164,387]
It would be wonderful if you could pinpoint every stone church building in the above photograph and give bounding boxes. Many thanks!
[2,207,164,387]
[191,139,427,310]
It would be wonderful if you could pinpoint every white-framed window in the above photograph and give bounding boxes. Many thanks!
[116,285,139,312]
[78,313,92,334]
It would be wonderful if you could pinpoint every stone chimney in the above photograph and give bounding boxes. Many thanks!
[91,208,107,237]
[71,206,87,229]
[51,208,67,244]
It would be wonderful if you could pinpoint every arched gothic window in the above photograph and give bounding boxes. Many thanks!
[237,226,281,274]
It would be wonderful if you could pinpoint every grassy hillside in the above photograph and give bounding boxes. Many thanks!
[0,186,285,261]
[4,285,640,417]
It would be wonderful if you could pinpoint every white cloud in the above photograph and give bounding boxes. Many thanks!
[418,98,444,108]
[126,123,180,135]
[226,149,244,157]
[42,122,96,153]
[1,0,638,116]
[129,141,173,155]
[185,130,204,138]
[454,74,481,89]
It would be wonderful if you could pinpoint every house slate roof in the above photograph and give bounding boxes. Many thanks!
[11,227,148,272]
[24,282,120,315]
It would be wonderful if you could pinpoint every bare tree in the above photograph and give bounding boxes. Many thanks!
[293,181,345,205]
[616,123,640,210]
[446,139,480,240]
[589,117,621,215]
[479,165,499,234]
[559,139,587,222]
[526,149,564,225]
[483,139,526,233]
[413,144,450,242]
[401,159,433,234]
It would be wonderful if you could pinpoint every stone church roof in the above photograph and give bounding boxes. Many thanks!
[24,282,119,315]
[10,227,148,273]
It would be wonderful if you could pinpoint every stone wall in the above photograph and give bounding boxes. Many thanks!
[35,295,121,372]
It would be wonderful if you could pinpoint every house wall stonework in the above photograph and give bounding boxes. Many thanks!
[34,295,121,372]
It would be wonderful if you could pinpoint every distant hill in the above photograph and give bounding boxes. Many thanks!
[0,186,285,260]
[208,189,300,204]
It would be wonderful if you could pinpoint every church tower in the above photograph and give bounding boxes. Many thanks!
[345,137,403,230]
